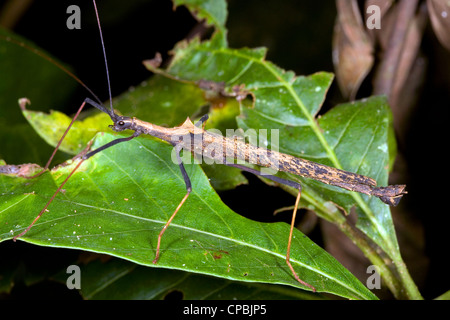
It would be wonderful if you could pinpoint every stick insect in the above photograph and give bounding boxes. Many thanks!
[7,1,407,292]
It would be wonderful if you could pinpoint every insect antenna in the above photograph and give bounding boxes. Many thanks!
[13,0,137,240]
[92,0,116,120]
[1,9,116,173]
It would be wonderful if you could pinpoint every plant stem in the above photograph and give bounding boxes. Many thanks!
[391,253,423,300]
[338,220,423,299]
[337,220,401,298]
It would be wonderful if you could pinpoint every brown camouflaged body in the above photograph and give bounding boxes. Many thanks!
[126,117,406,206]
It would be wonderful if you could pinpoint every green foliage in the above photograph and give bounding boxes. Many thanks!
[0,0,419,300]
[0,133,376,299]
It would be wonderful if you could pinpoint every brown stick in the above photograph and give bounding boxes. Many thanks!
[124,117,407,206]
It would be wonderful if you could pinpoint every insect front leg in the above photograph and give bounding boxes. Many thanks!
[13,133,138,241]
[153,143,192,264]
[26,97,108,179]
[194,114,209,128]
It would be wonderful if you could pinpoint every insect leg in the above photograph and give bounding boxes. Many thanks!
[13,159,85,241]
[285,187,316,292]
[27,97,112,179]
[223,162,316,291]
[13,133,137,241]
[82,132,139,160]
[153,144,192,264]
[25,99,87,178]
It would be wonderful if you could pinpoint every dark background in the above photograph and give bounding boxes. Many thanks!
[1,0,449,300]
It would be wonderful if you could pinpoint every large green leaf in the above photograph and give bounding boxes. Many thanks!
[173,0,228,44]
[0,133,376,300]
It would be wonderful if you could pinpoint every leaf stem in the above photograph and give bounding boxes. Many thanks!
[332,212,422,299]
[390,252,423,300]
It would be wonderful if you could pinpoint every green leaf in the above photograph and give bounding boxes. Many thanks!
[280,96,400,258]
[21,108,111,155]
[19,74,208,157]
[113,75,207,126]
[0,133,377,300]
[435,290,450,300]
[173,0,228,45]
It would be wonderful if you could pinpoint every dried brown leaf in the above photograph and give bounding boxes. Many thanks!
[427,0,450,51]
[364,0,395,44]
[391,3,428,110]
[333,0,374,99]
